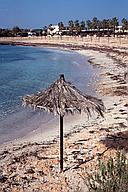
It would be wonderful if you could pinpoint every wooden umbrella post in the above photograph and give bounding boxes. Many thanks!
[60,115,63,172]
[22,74,104,172]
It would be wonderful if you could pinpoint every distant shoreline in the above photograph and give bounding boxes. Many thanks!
[0,37,128,69]
[0,36,128,50]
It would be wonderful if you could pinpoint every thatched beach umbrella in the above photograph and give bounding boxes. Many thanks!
[22,74,104,171]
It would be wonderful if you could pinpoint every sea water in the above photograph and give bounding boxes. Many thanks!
[0,45,99,144]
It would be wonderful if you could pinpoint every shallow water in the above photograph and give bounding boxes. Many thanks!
[0,45,99,144]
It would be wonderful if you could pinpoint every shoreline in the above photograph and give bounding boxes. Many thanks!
[0,37,127,192]
[0,36,128,66]
[0,45,99,145]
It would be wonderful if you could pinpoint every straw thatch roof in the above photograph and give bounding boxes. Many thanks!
[22,74,104,117]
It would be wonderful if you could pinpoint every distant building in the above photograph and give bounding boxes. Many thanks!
[115,26,123,33]
[47,25,60,35]
[28,31,36,37]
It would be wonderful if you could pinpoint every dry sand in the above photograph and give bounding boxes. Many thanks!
[0,37,127,192]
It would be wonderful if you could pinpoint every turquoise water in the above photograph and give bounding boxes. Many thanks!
[0,45,98,144]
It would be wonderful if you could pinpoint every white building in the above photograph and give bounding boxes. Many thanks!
[47,25,60,35]
[28,32,36,37]
[115,26,123,33]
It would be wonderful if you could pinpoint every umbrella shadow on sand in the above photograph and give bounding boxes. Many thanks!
[101,129,128,152]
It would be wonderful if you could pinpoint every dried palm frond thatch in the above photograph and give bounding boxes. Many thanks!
[22,74,105,171]
[22,74,104,117]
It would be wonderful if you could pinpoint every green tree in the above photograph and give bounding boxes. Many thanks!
[58,22,64,30]
[74,20,79,29]
[122,18,128,32]
[12,26,21,36]
[68,20,74,30]
[42,26,47,36]
[80,21,86,30]
[86,20,92,30]
[68,20,74,35]
[92,17,98,29]
[110,17,119,32]
[0,28,2,36]
[101,19,110,30]
[74,20,81,34]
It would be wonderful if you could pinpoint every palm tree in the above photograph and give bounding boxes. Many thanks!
[92,17,98,29]
[68,20,74,29]
[43,26,47,32]
[12,26,21,36]
[74,20,81,34]
[74,20,79,28]
[68,20,74,35]
[80,21,86,30]
[58,22,64,31]
[86,20,92,30]
[0,28,3,37]
[96,19,102,30]
[110,17,119,33]
[122,18,128,32]
[101,19,109,30]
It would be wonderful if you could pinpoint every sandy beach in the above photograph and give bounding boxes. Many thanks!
[0,37,127,192]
